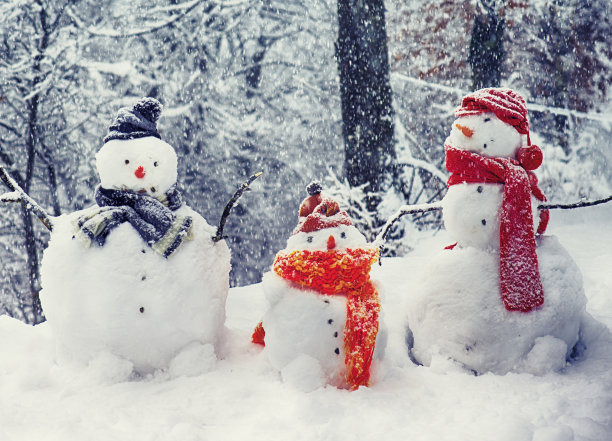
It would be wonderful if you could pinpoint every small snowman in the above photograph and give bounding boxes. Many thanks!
[406,88,587,375]
[40,98,231,374]
[252,183,382,390]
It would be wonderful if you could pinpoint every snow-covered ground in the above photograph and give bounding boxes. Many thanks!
[1,203,611,441]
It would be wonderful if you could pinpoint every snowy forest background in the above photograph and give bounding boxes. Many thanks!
[1,0,611,324]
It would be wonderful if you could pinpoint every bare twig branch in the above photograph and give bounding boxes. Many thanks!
[0,164,54,231]
[391,72,612,123]
[539,195,612,210]
[66,0,206,38]
[0,121,21,137]
[373,201,443,247]
[213,171,263,243]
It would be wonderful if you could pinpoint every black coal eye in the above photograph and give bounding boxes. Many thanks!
[484,118,491,122]
[320,205,327,214]
[125,159,130,164]
[153,161,158,167]
[307,236,313,243]
[340,232,346,239]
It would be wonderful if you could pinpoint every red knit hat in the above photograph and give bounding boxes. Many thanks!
[294,182,352,234]
[456,88,543,170]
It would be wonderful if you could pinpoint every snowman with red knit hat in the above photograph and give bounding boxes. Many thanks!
[252,182,383,390]
[406,88,587,375]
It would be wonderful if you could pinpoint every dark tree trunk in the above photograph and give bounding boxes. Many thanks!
[468,0,506,90]
[245,35,267,99]
[23,96,44,323]
[536,2,572,155]
[336,0,395,213]
[19,6,51,324]
[46,162,61,216]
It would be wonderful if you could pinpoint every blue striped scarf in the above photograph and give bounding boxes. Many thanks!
[73,185,193,258]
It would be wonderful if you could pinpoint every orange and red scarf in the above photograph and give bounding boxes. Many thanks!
[253,247,380,390]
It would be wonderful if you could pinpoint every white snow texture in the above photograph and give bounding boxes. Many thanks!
[1,206,611,441]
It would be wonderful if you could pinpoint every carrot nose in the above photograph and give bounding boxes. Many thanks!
[455,123,474,138]
[327,235,336,250]
[134,166,146,179]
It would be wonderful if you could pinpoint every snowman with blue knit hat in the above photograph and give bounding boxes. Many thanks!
[40,97,231,375]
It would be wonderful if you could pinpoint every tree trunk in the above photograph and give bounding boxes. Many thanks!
[336,0,395,213]
[19,6,51,324]
[468,0,506,90]
[245,35,267,99]
[47,162,62,216]
[23,96,44,323]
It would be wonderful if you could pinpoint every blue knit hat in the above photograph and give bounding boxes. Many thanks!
[104,97,163,143]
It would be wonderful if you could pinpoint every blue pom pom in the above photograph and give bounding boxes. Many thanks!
[306,181,323,196]
[133,97,163,123]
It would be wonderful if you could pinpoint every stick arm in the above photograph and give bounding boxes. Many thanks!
[0,164,54,232]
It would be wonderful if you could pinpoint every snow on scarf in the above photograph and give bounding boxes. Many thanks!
[73,185,193,258]
[254,247,380,390]
[445,144,549,312]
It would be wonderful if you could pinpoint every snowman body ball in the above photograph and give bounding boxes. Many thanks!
[40,98,230,373]
[406,88,587,375]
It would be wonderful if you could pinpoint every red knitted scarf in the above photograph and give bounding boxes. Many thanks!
[445,145,550,312]
[262,247,380,390]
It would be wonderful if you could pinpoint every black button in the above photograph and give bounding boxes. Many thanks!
[477,186,483,193]
[139,307,145,313]
[481,219,487,226]
[334,332,338,338]
[334,348,340,355]
[328,319,333,324]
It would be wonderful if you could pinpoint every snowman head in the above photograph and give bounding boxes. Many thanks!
[96,98,178,196]
[285,182,367,251]
[448,88,543,169]
[448,112,524,158]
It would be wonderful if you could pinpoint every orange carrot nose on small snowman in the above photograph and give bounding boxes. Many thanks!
[327,235,336,250]
[455,123,474,138]
[134,166,146,179]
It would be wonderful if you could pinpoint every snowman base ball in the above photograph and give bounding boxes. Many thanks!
[261,272,349,389]
[405,236,587,375]
[40,206,231,373]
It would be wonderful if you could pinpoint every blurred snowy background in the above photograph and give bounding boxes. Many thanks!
[1,0,611,323]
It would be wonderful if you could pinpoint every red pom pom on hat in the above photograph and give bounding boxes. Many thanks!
[298,181,323,217]
[517,144,543,170]
[294,181,353,234]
